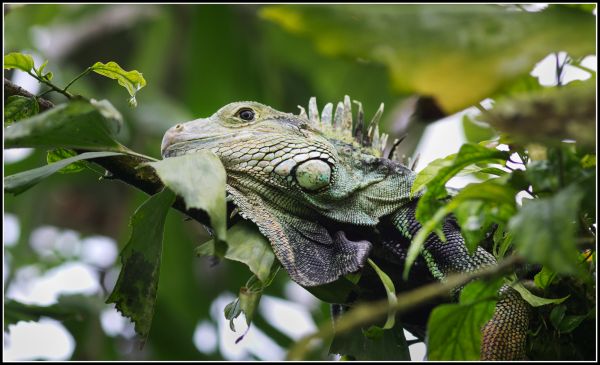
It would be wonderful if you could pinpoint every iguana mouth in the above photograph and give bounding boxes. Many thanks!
[160,131,229,158]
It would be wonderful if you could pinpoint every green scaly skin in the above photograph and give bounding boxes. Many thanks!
[161,98,529,360]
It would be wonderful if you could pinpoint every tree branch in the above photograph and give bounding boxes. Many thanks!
[287,255,523,360]
[4,78,214,227]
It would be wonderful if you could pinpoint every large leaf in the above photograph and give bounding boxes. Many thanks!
[196,219,275,283]
[149,151,227,243]
[508,184,584,274]
[4,99,125,151]
[106,188,176,340]
[427,278,502,360]
[4,151,122,195]
[261,5,595,113]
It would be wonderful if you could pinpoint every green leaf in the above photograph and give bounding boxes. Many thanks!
[106,188,176,340]
[415,143,509,223]
[549,304,567,329]
[556,314,587,334]
[367,259,397,329]
[509,184,584,274]
[46,148,87,174]
[4,99,125,152]
[511,282,568,307]
[462,114,496,143]
[150,151,227,244]
[4,52,34,72]
[410,153,455,197]
[330,319,410,360]
[4,95,39,126]
[196,220,275,283]
[533,266,557,290]
[427,278,502,360]
[90,61,147,107]
[261,5,595,113]
[4,151,122,195]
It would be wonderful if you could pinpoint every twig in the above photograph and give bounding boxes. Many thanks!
[4,78,217,227]
[4,78,55,111]
[286,255,523,360]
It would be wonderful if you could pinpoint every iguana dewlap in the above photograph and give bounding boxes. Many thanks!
[161,97,529,360]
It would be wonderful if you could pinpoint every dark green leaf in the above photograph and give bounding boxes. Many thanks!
[556,314,587,334]
[4,99,125,151]
[90,61,147,107]
[549,304,567,329]
[196,220,274,283]
[4,151,122,195]
[330,319,410,360]
[4,95,39,126]
[4,52,35,72]
[46,148,87,174]
[150,150,227,243]
[427,278,502,360]
[262,5,595,113]
[106,188,176,339]
[509,184,584,274]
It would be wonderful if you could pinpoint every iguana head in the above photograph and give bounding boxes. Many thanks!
[161,97,415,286]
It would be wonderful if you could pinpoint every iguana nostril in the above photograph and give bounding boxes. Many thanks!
[175,124,184,131]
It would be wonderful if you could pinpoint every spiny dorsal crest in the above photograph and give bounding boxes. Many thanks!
[297,96,419,169]
[298,95,388,157]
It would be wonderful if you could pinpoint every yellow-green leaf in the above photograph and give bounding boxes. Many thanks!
[4,52,34,72]
[262,5,595,114]
[90,61,147,107]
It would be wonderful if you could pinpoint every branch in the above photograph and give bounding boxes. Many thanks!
[4,78,55,111]
[4,78,215,227]
[286,255,523,360]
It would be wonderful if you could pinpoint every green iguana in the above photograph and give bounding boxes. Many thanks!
[160,96,529,360]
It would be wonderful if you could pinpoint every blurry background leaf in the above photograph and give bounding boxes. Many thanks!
[261,5,595,113]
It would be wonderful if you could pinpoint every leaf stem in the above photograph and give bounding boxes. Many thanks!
[27,70,73,99]
[63,67,92,93]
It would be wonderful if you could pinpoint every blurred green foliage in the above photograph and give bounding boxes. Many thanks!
[3,3,596,361]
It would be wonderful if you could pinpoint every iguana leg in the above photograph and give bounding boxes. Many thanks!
[389,202,529,360]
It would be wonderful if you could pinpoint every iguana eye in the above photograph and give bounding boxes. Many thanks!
[237,108,255,121]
